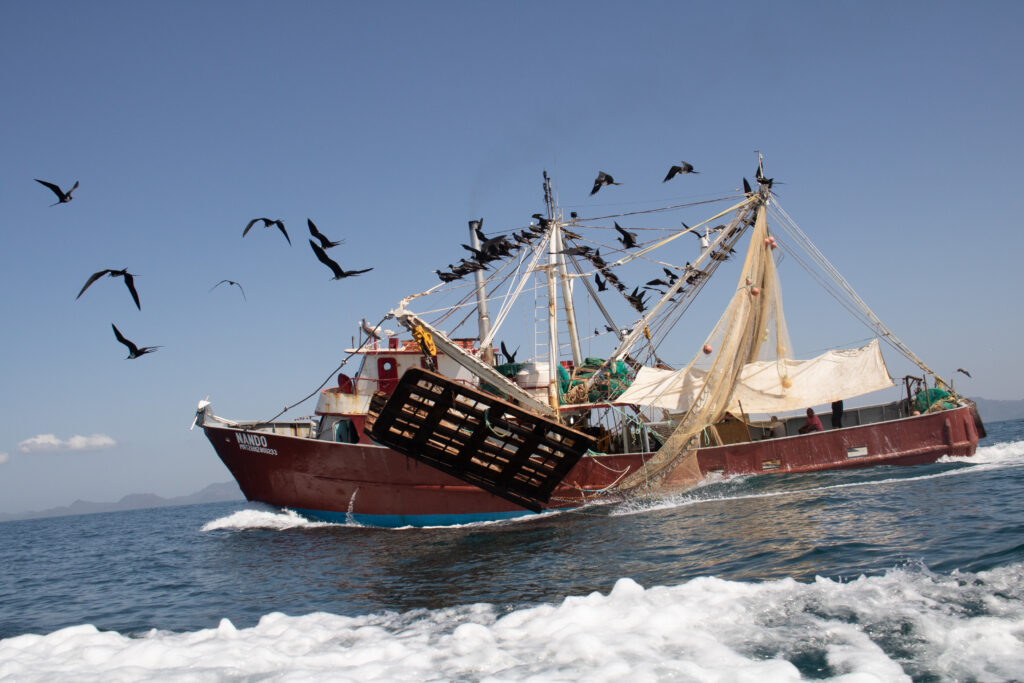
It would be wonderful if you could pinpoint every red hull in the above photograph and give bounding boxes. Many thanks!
[203,405,979,527]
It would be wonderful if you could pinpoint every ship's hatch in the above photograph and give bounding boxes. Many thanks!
[365,368,596,512]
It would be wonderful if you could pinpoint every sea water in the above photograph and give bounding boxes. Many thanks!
[1,420,1023,681]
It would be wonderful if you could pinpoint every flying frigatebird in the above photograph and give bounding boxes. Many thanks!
[77,269,141,310]
[309,240,373,279]
[111,323,161,359]
[35,179,78,205]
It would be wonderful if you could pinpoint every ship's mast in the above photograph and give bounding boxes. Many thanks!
[469,219,495,365]
[543,173,561,413]
[547,174,583,367]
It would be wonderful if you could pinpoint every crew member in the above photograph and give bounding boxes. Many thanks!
[798,407,823,434]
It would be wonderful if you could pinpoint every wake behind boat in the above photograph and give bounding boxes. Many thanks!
[195,162,985,527]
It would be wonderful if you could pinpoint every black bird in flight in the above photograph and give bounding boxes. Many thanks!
[307,219,343,249]
[35,179,79,205]
[501,341,519,363]
[77,269,141,310]
[111,323,161,359]
[956,368,972,378]
[243,218,290,245]
[663,162,698,182]
[309,240,373,280]
[210,279,246,300]
[626,287,648,313]
[590,171,621,195]
[615,222,638,249]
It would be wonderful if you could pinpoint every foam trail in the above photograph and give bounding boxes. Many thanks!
[613,438,1024,517]
[2,564,1022,681]
[200,508,338,531]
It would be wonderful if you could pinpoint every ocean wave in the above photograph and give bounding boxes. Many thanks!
[2,563,1021,682]
[199,508,340,531]
[612,439,1024,518]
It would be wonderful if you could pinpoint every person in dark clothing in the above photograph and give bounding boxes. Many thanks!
[831,400,844,429]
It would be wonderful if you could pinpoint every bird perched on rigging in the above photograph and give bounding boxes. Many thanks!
[361,318,394,340]
[500,341,519,364]
[307,219,344,249]
[35,179,79,205]
[755,161,775,189]
[615,222,638,249]
[663,162,698,182]
[111,323,161,359]
[590,171,621,195]
[243,218,290,245]
[435,269,460,283]
[77,269,141,310]
[309,240,372,280]
[210,279,246,300]
[594,273,608,291]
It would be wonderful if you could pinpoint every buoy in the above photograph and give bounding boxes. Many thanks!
[782,377,793,388]
[703,344,713,355]
[750,286,760,296]
[745,278,752,286]
[764,237,772,247]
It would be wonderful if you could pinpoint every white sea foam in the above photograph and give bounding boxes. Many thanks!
[945,438,1024,466]
[2,564,1022,682]
[199,508,339,532]
[613,437,1024,518]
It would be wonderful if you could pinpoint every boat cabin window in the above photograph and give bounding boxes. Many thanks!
[334,418,359,444]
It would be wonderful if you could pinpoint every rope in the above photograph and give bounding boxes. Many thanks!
[253,315,391,428]
[768,200,950,391]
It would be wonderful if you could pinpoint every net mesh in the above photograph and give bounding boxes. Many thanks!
[615,202,792,493]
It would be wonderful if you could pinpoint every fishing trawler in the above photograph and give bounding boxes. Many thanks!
[195,162,984,527]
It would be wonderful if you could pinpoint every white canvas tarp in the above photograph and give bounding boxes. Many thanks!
[616,339,893,415]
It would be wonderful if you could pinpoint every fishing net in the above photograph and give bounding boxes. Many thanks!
[615,203,792,493]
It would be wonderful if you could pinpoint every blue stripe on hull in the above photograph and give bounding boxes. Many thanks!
[293,506,538,528]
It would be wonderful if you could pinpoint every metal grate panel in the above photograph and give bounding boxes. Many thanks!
[366,368,595,512]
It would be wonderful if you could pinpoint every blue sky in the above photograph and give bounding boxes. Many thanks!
[1,1,1021,513]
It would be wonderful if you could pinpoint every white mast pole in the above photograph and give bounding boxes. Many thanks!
[546,218,561,414]
[469,219,495,365]
[546,173,583,367]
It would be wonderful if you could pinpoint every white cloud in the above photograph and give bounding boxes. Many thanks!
[17,433,117,453]
[0,452,8,464]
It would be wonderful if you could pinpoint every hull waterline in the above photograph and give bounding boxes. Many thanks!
[203,404,980,528]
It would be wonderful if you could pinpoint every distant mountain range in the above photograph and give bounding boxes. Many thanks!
[0,481,244,523]
[971,397,1024,423]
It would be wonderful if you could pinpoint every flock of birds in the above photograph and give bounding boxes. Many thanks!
[434,161,751,336]
[35,160,755,362]
[34,178,373,359]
